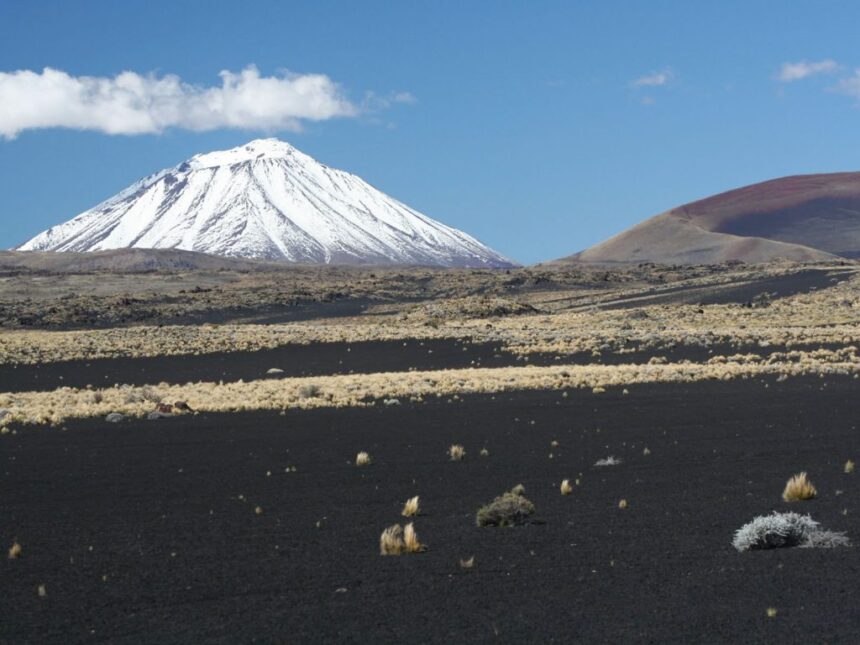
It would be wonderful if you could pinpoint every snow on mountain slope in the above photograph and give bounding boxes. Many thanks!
[18,139,516,267]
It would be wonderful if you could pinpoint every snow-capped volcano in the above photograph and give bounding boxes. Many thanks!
[18,139,516,267]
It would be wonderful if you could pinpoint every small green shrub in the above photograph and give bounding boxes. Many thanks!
[476,486,535,527]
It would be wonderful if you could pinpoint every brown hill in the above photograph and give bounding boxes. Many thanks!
[563,172,860,264]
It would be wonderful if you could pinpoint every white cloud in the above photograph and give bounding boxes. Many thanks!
[632,69,674,88]
[776,59,839,82]
[362,90,417,111]
[834,69,860,98]
[0,66,362,139]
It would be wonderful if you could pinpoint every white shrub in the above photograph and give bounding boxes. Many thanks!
[733,512,850,552]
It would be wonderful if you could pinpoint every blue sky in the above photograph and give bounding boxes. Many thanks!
[2,0,860,264]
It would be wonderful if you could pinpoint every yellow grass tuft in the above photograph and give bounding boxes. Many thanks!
[459,556,475,569]
[618,499,628,509]
[782,472,817,501]
[448,444,466,461]
[8,541,22,560]
[379,524,404,556]
[766,607,778,618]
[560,479,573,495]
[254,506,264,515]
[845,460,855,474]
[355,451,372,466]
[402,495,420,517]
[479,448,489,457]
[403,522,426,553]
[37,584,46,598]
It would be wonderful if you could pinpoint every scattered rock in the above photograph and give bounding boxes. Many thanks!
[173,401,193,412]
[105,413,125,423]
[298,384,322,399]
[147,411,173,420]
[155,402,174,414]
[0,409,9,422]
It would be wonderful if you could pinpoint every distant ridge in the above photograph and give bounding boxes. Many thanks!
[0,248,277,273]
[558,172,860,264]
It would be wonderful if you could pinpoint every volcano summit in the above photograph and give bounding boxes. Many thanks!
[18,139,515,268]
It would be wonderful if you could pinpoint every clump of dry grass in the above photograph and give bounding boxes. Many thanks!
[479,448,489,457]
[560,479,573,495]
[766,607,778,618]
[254,506,264,515]
[403,523,426,553]
[618,499,628,509]
[845,460,855,474]
[379,523,426,555]
[402,495,420,517]
[380,524,404,555]
[459,556,475,569]
[448,444,466,461]
[355,451,372,466]
[37,584,46,598]
[8,541,22,559]
[476,485,535,527]
[782,472,817,502]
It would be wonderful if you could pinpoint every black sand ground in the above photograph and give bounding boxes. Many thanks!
[2,337,841,394]
[0,339,520,393]
[3,376,859,643]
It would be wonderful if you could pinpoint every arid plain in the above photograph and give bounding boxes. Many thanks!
[3,257,860,642]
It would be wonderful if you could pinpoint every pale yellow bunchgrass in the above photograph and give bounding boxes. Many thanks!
[782,472,817,502]
[37,584,46,598]
[448,444,466,461]
[845,460,855,474]
[4,349,860,427]
[479,448,489,457]
[403,522,426,553]
[560,479,573,495]
[8,541,22,559]
[459,556,475,569]
[379,524,404,556]
[254,506,264,515]
[618,499,628,509]
[355,451,372,467]
[402,495,420,517]
[766,607,778,618]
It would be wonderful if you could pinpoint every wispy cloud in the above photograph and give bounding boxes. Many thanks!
[363,90,417,111]
[776,59,839,82]
[632,68,674,88]
[834,69,860,99]
[0,66,370,139]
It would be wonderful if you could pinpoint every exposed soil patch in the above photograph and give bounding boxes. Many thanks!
[2,377,859,643]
